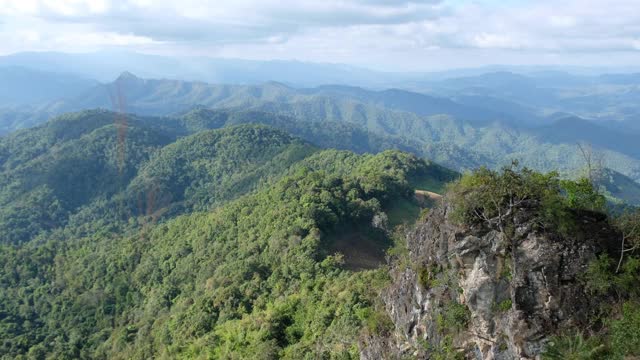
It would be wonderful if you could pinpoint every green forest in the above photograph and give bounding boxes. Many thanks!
[0,108,638,359]
[2,11,640,358]
[0,109,457,358]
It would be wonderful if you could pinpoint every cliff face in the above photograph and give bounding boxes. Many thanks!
[363,202,617,359]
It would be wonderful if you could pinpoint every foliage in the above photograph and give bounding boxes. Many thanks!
[0,138,443,359]
[585,254,615,296]
[542,333,608,360]
[429,335,465,360]
[0,108,457,245]
[585,254,640,298]
[609,302,640,358]
[494,299,513,313]
[611,208,640,272]
[447,163,605,236]
[418,265,442,290]
[561,178,606,212]
[437,302,470,334]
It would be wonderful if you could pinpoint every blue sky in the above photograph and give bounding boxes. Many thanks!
[0,0,639,70]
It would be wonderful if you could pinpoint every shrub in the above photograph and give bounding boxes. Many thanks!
[437,302,470,333]
[446,163,604,236]
[561,178,606,212]
[584,254,614,296]
[609,302,640,358]
[494,299,512,313]
[542,333,607,360]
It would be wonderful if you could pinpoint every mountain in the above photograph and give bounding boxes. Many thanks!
[364,166,636,359]
[177,108,425,156]
[599,168,640,206]
[125,125,317,217]
[0,110,175,243]
[44,72,504,126]
[0,110,315,243]
[3,71,640,205]
[416,70,640,124]
[0,107,56,136]
[0,116,456,358]
[0,66,97,106]
[0,108,458,245]
[1,149,637,359]
[0,51,394,87]
[535,116,640,159]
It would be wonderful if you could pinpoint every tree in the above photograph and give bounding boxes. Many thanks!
[613,209,640,273]
[447,161,564,234]
[577,142,604,186]
[561,178,606,212]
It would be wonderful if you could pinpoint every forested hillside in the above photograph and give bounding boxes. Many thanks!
[3,0,640,358]
[0,86,637,359]
[3,72,639,199]
[0,122,455,358]
[0,111,331,244]
[1,109,637,358]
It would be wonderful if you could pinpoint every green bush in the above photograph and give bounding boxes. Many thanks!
[418,264,442,289]
[494,299,512,313]
[561,178,606,212]
[446,163,604,236]
[542,333,607,360]
[609,302,640,358]
[585,254,640,298]
[584,254,614,296]
[437,302,470,334]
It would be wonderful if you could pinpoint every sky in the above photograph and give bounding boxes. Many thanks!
[1,0,639,71]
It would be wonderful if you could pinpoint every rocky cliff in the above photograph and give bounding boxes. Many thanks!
[362,200,618,359]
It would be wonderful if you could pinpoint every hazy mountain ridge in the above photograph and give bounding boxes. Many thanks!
[0,109,636,359]
[2,68,640,204]
[0,60,638,359]
[0,66,97,106]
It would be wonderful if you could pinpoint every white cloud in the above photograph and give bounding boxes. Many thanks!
[0,0,639,69]
[471,34,523,50]
[549,15,577,28]
[53,32,159,47]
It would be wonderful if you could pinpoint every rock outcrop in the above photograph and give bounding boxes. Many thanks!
[363,201,618,359]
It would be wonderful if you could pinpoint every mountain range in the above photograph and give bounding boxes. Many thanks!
[0,53,639,359]
[1,65,640,206]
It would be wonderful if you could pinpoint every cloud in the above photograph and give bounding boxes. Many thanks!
[0,0,639,69]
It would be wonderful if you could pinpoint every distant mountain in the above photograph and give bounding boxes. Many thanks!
[2,71,640,205]
[0,51,395,87]
[598,168,640,206]
[4,51,640,126]
[178,108,425,156]
[0,107,56,136]
[0,66,97,106]
[174,107,640,203]
[415,70,640,124]
[598,73,640,85]
[534,116,640,159]
[45,72,514,126]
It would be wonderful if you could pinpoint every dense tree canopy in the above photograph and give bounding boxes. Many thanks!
[0,119,449,359]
